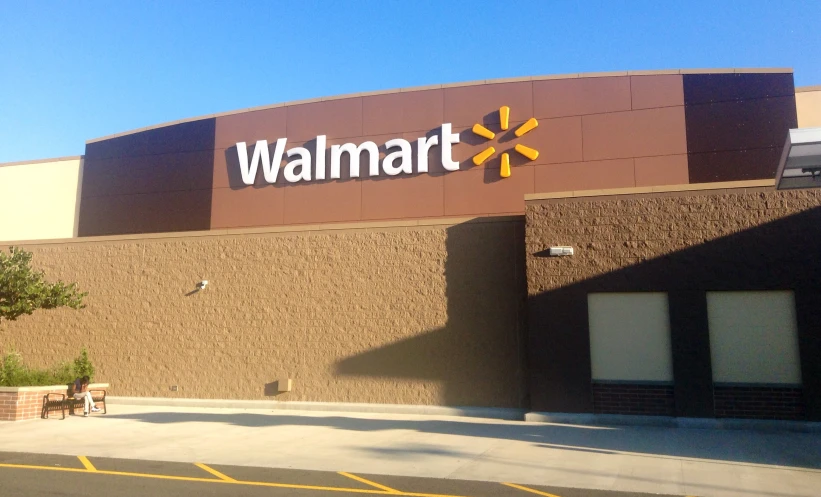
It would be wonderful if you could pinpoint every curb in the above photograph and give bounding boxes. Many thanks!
[106,397,821,432]
[525,412,821,433]
[106,397,528,421]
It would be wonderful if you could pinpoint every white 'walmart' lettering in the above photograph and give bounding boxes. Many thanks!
[237,124,460,185]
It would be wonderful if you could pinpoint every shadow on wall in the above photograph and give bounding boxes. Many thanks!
[98,411,821,470]
[527,204,821,419]
[333,219,528,408]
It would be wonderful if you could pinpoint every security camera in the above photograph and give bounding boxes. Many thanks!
[196,280,208,290]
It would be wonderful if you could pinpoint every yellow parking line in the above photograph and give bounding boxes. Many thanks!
[0,461,470,497]
[77,456,97,472]
[194,462,236,482]
[339,472,400,493]
[502,482,562,497]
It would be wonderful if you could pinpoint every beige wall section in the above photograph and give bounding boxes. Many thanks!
[0,218,526,407]
[0,157,83,242]
[707,291,802,385]
[796,87,821,128]
[587,293,673,382]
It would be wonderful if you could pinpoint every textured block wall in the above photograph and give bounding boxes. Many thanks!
[0,218,526,408]
[525,186,821,418]
[526,187,821,294]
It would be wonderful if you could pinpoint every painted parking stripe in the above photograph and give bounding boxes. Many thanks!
[339,472,400,493]
[0,462,471,497]
[77,456,97,472]
[502,482,562,497]
[194,462,237,482]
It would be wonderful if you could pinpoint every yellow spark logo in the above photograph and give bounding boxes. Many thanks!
[471,106,539,178]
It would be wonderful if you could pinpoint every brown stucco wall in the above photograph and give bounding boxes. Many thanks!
[524,185,821,419]
[1,217,527,408]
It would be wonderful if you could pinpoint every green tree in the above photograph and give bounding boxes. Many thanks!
[0,247,86,322]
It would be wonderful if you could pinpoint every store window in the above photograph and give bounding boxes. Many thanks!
[587,293,673,382]
[707,291,802,385]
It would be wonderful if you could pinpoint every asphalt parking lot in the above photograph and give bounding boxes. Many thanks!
[0,451,685,497]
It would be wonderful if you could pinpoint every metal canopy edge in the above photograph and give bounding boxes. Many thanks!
[775,127,821,190]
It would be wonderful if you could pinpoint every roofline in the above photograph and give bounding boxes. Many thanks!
[525,179,776,202]
[86,67,793,145]
[796,85,821,93]
[0,155,83,168]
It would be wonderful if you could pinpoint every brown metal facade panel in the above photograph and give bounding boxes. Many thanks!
[688,148,783,183]
[630,75,684,110]
[210,186,285,229]
[78,118,216,236]
[78,189,214,236]
[683,72,795,105]
[362,92,406,136]
[582,107,687,161]
[282,179,362,225]
[361,173,445,221]
[443,81,534,127]
[523,116,584,166]
[533,76,632,118]
[84,119,217,160]
[634,155,690,187]
[684,96,798,153]
[443,165,535,216]
[78,72,800,234]
[402,89,447,133]
[533,159,636,193]
[286,97,363,141]
[683,73,798,183]
[362,89,444,135]
[214,106,287,150]
[82,150,215,197]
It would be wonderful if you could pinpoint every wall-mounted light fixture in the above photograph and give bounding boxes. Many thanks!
[196,280,209,290]
[548,246,574,257]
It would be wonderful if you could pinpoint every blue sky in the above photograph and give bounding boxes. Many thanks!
[1,1,819,163]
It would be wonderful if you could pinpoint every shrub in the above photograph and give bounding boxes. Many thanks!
[0,348,96,387]
[73,347,95,380]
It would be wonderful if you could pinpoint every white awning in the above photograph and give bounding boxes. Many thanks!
[775,127,821,190]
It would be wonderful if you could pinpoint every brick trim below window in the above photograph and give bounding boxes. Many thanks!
[591,383,675,416]
[713,385,805,420]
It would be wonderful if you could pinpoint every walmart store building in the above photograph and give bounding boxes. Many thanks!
[2,69,821,422]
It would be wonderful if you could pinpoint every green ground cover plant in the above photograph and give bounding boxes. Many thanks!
[0,348,95,387]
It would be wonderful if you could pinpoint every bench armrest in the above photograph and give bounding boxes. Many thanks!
[88,389,106,399]
[46,393,66,402]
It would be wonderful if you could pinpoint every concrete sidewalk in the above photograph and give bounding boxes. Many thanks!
[1,404,819,497]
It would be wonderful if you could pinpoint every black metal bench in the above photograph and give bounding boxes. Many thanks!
[42,387,107,419]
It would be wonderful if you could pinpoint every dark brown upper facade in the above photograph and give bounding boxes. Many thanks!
[78,71,797,236]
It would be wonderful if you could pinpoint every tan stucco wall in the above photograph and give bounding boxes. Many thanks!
[796,87,821,128]
[0,157,83,242]
[707,291,802,385]
[0,217,526,407]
